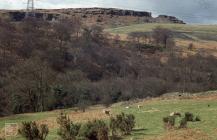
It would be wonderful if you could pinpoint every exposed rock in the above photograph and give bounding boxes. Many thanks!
[155,15,185,24]
[0,8,185,25]
[78,8,152,17]
[8,11,59,21]
[9,12,25,21]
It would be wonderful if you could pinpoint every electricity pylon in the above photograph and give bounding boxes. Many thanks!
[25,0,35,18]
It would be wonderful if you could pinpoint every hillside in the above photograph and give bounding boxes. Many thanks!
[1,7,217,140]
[1,91,217,140]
[106,23,217,57]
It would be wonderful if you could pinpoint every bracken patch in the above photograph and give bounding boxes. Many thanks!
[149,129,211,140]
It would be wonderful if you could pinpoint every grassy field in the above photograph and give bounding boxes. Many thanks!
[106,23,217,44]
[106,23,217,57]
[1,92,217,140]
[106,23,217,38]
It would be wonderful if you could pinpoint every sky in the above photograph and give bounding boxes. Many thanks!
[0,0,217,24]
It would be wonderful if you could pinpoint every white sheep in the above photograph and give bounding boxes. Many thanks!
[170,112,181,117]
[138,105,142,109]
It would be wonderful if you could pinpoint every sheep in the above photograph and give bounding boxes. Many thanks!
[170,112,175,116]
[170,112,181,117]
[103,109,111,116]
[125,106,130,109]
[138,105,142,109]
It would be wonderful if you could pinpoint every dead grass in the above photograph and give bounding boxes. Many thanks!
[161,91,217,101]
[175,39,217,57]
[149,129,211,140]
[37,107,110,129]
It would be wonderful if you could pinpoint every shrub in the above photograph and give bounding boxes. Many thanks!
[195,116,201,122]
[179,117,188,128]
[185,112,194,122]
[79,120,109,140]
[110,113,135,135]
[188,43,194,50]
[0,137,5,140]
[152,27,173,48]
[163,116,176,129]
[57,113,81,140]
[110,117,119,137]
[18,121,49,140]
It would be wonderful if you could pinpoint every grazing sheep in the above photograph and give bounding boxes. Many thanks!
[170,112,181,117]
[103,109,111,116]
[125,106,130,109]
[138,105,142,109]
[170,112,175,116]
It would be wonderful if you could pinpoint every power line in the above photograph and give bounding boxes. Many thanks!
[25,0,35,18]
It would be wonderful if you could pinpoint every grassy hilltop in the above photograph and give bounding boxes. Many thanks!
[107,23,217,38]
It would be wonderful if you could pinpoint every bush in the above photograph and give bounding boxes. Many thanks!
[195,116,201,122]
[179,117,188,128]
[57,113,109,140]
[18,121,49,140]
[163,116,176,129]
[110,113,135,136]
[57,113,81,140]
[185,112,194,122]
[79,120,109,140]
[188,43,194,50]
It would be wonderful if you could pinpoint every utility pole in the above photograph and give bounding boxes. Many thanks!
[25,0,35,18]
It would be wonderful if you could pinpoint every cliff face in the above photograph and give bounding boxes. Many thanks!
[1,8,185,26]
[7,12,59,21]
[65,8,152,17]
[155,15,185,24]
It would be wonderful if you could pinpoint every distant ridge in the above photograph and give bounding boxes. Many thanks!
[0,8,185,26]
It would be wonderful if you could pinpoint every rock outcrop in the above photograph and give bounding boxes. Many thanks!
[67,8,152,17]
[155,15,185,24]
[0,8,185,26]
[8,11,59,21]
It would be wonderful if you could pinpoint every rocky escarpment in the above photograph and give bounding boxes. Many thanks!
[7,11,59,21]
[61,8,152,17]
[155,15,185,24]
[0,8,185,26]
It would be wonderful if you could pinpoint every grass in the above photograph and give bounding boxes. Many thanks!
[0,111,57,129]
[106,23,217,57]
[1,93,217,140]
[106,23,217,42]
[112,98,217,140]
[106,23,217,35]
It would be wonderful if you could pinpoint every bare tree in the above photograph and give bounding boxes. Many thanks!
[0,19,16,71]
[128,32,151,51]
[152,27,173,48]
[8,57,56,113]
